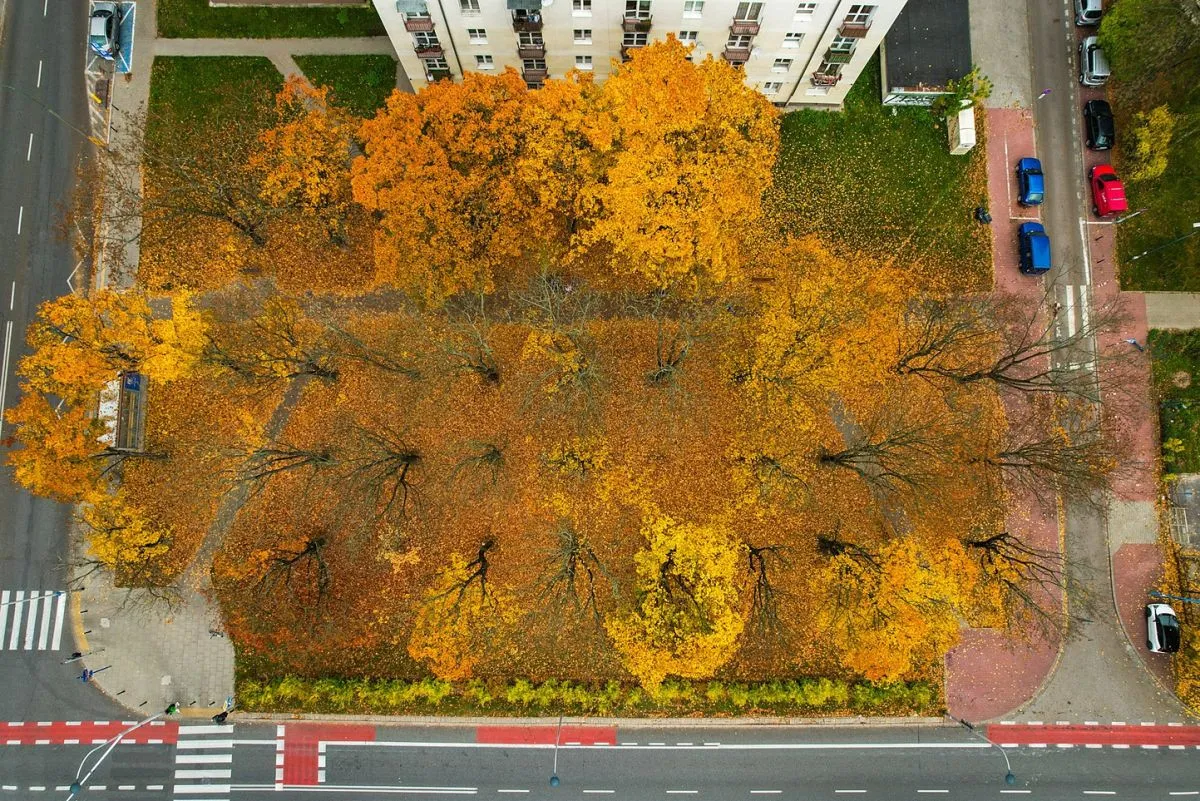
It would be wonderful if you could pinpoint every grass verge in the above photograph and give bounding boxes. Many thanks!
[769,53,993,294]
[1149,329,1200,472]
[294,54,397,118]
[158,0,385,39]
[239,675,942,717]
[146,56,282,145]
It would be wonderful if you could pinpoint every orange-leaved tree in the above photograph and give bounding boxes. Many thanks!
[352,70,546,304]
[574,37,780,293]
[5,394,106,502]
[606,511,746,690]
[79,489,172,583]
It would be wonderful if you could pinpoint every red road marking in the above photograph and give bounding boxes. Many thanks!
[987,724,1200,746]
[282,723,376,786]
[476,725,618,745]
[1,721,178,745]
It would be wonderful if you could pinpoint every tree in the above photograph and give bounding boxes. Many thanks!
[407,543,517,680]
[819,399,948,498]
[253,78,358,245]
[255,533,332,610]
[967,529,1064,631]
[605,513,746,690]
[341,423,423,522]
[574,38,780,292]
[538,525,613,622]
[204,296,338,383]
[931,65,993,118]
[5,394,105,502]
[1122,105,1177,182]
[79,490,172,583]
[745,542,789,637]
[352,70,544,304]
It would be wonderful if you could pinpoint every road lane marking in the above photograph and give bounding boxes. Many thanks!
[175,753,233,764]
[23,593,39,650]
[917,792,949,795]
[665,791,697,795]
[172,785,232,794]
[8,592,24,649]
[334,740,997,752]
[9,281,14,310]
[497,790,529,794]
[16,206,23,235]
[50,592,66,650]
[0,592,8,645]
[835,792,866,795]
[1083,793,1116,796]
[750,791,782,795]
[582,790,614,794]
[37,61,42,88]
[37,593,52,649]
[174,769,232,779]
[27,133,33,161]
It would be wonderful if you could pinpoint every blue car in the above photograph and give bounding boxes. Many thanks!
[1016,157,1044,206]
[1018,222,1051,275]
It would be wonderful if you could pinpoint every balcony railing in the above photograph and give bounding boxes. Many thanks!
[512,13,543,31]
[838,20,871,37]
[722,46,751,62]
[403,16,435,31]
[622,15,652,32]
[810,71,842,86]
[517,44,546,58]
[426,68,452,82]
[522,67,548,82]
[415,44,445,58]
[729,18,760,35]
[823,48,853,64]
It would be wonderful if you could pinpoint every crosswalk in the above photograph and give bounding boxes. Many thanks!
[174,723,234,800]
[0,590,68,651]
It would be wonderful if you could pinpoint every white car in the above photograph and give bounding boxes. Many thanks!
[1145,603,1181,654]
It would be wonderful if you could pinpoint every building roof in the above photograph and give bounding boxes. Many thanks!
[883,0,972,94]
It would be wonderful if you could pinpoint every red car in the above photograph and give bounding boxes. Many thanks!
[1090,164,1128,217]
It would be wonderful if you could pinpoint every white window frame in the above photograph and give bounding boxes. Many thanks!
[466,28,487,43]
[517,30,544,45]
[523,57,547,69]
[726,33,752,48]
[460,0,481,14]
[622,31,648,46]
[573,28,593,43]
[845,3,875,24]
[475,54,495,69]
[761,81,784,94]
[829,35,856,52]
[678,30,699,43]
[734,1,763,21]
[794,2,817,19]
[572,0,593,16]
[783,32,804,48]
[625,0,652,18]
[772,58,793,73]
[412,30,440,46]
[575,55,594,70]
[682,0,704,18]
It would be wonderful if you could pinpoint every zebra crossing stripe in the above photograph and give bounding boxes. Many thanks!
[9,592,24,650]
[51,593,66,651]
[0,591,8,646]
[22,593,38,651]
[0,591,68,651]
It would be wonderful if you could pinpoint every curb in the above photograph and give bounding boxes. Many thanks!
[70,584,90,654]
[230,713,955,728]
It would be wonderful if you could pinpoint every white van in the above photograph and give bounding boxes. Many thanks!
[1079,36,1111,87]
[1075,0,1102,26]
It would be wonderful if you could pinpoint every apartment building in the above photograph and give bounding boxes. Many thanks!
[374,0,910,107]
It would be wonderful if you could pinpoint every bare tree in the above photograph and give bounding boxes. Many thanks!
[819,406,947,497]
[746,542,789,637]
[537,526,613,622]
[233,441,338,496]
[327,326,421,378]
[734,452,810,505]
[432,539,497,609]
[443,294,500,384]
[967,530,1064,632]
[204,301,339,383]
[341,424,423,521]
[256,535,332,609]
[451,441,506,488]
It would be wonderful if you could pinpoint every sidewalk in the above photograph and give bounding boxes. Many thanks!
[1144,292,1200,330]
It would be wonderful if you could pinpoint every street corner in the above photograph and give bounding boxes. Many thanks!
[944,626,1060,723]
[1112,542,1176,693]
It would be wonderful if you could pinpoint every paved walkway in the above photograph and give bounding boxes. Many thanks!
[1145,292,1200,330]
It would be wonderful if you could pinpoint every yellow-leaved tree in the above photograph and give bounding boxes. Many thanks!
[606,512,746,690]
[79,489,172,582]
[5,395,106,502]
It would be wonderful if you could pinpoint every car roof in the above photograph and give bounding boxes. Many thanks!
[1087,99,1112,115]
[1020,222,1046,234]
[1029,232,1051,267]
[1018,157,1042,170]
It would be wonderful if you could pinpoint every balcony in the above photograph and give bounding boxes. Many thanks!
[823,48,853,64]
[403,16,435,32]
[722,47,751,63]
[838,20,871,37]
[622,15,652,32]
[511,12,543,31]
[415,44,445,58]
[810,71,842,86]
[522,67,548,82]
[426,68,452,82]
[517,43,546,58]
[729,18,760,35]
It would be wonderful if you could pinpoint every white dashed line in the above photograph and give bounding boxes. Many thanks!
[917,791,949,794]
[16,207,23,235]
[497,790,529,794]
[750,791,782,795]
[27,133,33,161]
[36,61,42,88]
[582,790,614,794]
[665,791,698,795]
[1083,792,1116,796]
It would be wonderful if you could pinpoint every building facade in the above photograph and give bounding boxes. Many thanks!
[374,0,910,107]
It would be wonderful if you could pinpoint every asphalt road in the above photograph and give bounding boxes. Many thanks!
[2,723,1200,800]
[0,0,122,721]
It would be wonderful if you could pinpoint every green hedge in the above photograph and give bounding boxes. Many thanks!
[238,675,941,717]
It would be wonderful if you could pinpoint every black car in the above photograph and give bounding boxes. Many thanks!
[1084,99,1115,151]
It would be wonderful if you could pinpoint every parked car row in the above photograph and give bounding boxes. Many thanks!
[1012,0,1129,277]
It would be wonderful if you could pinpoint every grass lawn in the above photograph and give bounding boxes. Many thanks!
[1102,0,1200,290]
[294,54,397,118]
[146,56,282,145]
[769,53,993,294]
[1149,329,1200,473]
[158,0,385,39]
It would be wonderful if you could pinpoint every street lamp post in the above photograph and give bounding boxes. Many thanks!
[953,718,1016,786]
[65,711,170,800]
[549,712,563,788]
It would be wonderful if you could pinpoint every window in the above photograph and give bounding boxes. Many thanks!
[475,54,495,69]
[572,0,592,14]
[467,28,487,43]
[575,55,593,69]
[518,30,544,45]
[460,0,480,13]
[772,58,793,72]
[761,81,783,93]
[845,3,875,23]
[523,57,547,69]
[622,32,648,46]
[794,2,817,18]
[726,33,752,48]
[678,30,699,43]
[573,28,593,43]
[734,1,762,21]
[783,32,804,47]
[682,0,704,18]
[625,0,651,17]
[425,56,449,68]
[829,35,855,52]
[413,30,440,46]
[404,11,431,20]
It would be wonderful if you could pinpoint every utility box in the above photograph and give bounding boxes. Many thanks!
[948,105,977,155]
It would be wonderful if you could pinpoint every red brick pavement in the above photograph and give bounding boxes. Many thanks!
[1113,543,1175,691]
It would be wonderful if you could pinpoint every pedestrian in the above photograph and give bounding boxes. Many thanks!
[165,703,180,715]
[211,711,229,725]
[1124,337,1146,352]
[1038,88,1052,100]
[78,669,94,683]
[1051,301,1063,316]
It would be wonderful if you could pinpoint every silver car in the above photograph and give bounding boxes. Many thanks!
[1079,36,1111,87]
[89,2,120,59]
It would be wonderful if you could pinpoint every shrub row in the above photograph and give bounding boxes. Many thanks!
[237,675,941,717]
